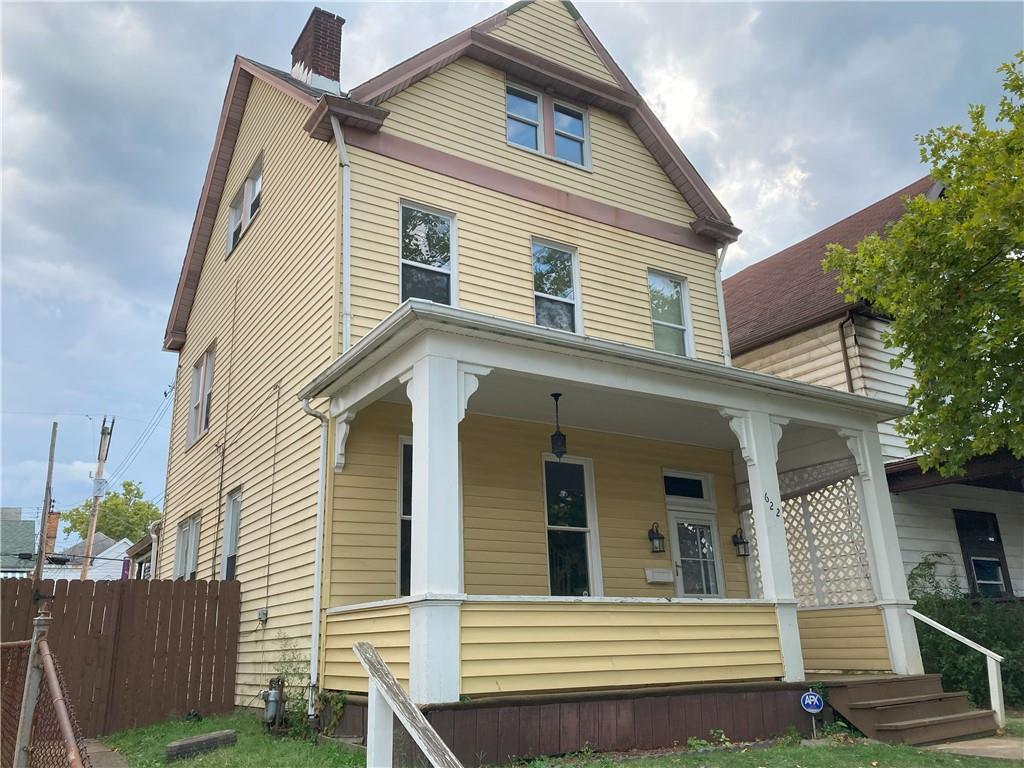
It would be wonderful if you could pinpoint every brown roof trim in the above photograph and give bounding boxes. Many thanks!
[345,128,719,255]
[303,93,390,141]
[575,16,638,94]
[125,533,152,558]
[886,450,1024,494]
[731,302,867,357]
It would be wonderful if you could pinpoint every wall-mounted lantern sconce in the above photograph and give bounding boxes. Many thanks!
[550,393,567,460]
[648,522,666,554]
[731,528,751,558]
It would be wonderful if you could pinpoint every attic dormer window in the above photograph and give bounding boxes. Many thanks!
[506,84,590,170]
[227,158,263,254]
[506,86,541,151]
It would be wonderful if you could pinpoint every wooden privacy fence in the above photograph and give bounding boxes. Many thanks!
[0,579,240,737]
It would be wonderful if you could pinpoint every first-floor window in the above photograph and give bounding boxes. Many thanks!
[544,457,598,596]
[174,515,201,580]
[398,440,413,597]
[954,509,1013,596]
[400,203,454,305]
[532,240,580,333]
[221,490,241,580]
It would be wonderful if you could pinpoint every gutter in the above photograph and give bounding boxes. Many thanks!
[715,244,732,365]
[330,115,352,352]
[300,398,330,715]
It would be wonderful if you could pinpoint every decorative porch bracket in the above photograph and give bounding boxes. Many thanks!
[330,406,356,472]
[839,428,924,675]
[722,409,805,682]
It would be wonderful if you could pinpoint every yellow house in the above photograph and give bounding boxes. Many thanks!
[158,2,940,759]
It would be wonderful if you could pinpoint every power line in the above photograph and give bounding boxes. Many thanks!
[106,389,174,486]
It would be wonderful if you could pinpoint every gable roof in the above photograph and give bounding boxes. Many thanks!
[723,176,937,356]
[165,1,738,351]
[0,514,35,571]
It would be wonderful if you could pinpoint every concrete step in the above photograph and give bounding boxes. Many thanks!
[876,710,998,746]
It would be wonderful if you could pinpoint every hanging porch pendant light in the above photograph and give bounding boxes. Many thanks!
[550,392,567,460]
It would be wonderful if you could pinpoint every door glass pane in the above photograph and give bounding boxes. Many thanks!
[507,117,539,150]
[402,263,451,304]
[544,461,587,527]
[532,244,574,299]
[676,520,719,595]
[547,530,590,596]
[648,274,683,325]
[507,88,538,121]
[554,134,584,165]
[535,297,575,332]
[401,207,451,269]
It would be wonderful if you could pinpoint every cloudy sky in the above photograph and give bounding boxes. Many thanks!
[2,1,1020,546]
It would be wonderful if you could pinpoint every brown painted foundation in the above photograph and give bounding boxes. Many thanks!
[328,681,822,766]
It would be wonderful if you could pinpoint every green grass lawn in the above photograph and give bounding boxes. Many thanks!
[102,712,1023,768]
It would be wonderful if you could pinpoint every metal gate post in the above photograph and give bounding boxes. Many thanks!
[14,611,52,768]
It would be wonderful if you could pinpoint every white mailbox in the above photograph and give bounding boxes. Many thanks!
[644,567,674,584]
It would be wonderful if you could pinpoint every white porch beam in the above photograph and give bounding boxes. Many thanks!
[723,409,805,682]
[841,427,924,675]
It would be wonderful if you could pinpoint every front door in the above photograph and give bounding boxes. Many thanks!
[668,510,724,597]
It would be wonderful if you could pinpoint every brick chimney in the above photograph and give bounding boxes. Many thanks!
[291,7,344,93]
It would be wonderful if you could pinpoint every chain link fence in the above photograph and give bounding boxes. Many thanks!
[2,640,32,767]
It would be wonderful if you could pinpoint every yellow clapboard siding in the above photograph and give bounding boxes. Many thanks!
[489,1,619,86]
[322,606,410,692]
[797,607,892,672]
[460,601,783,694]
[156,78,337,705]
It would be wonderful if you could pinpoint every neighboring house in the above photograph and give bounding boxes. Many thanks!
[126,532,153,579]
[724,177,1023,598]
[157,2,993,751]
[1,507,35,577]
[42,533,132,581]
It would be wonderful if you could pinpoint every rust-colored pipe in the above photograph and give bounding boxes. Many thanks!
[36,639,85,768]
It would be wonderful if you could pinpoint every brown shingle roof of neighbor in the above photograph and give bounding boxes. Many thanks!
[723,175,937,356]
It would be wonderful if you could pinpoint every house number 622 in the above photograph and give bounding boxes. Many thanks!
[764,492,781,518]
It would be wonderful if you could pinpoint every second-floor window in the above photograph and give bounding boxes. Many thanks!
[400,202,455,306]
[532,239,580,333]
[227,158,263,253]
[188,347,215,445]
[648,272,692,357]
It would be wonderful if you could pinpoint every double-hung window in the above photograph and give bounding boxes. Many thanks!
[954,509,1013,596]
[400,203,455,306]
[544,457,601,596]
[506,86,541,151]
[553,102,587,166]
[227,158,263,253]
[174,515,201,581]
[221,490,241,580]
[188,347,215,445]
[648,272,693,357]
[532,240,580,333]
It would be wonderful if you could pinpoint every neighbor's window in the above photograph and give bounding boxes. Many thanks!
[398,440,412,597]
[954,509,1013,597]
[553,102,587,166]
[506,86,541,151]
[532,240,579,333]
[544,458,599,596]
[221,489,241,580]
[400,203,454,305]
[648,272,691,356]
[227,158,263,253]
[188,347,215,445]
[174,515,201,581]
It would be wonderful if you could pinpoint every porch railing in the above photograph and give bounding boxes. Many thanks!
[907,608,1005,728]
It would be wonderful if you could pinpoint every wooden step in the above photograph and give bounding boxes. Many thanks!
[833,674,944,703]
[876,710,998,746]
[849,692,971,720]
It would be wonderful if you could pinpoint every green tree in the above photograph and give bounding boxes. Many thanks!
[62,480,161,543]
[824,52,1024,475]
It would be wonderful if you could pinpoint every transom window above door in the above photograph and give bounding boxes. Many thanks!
[648,272,693,357]
[532,240,580,333]
[400,203,455,305]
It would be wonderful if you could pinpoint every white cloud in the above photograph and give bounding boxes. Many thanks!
[639,54,719,143]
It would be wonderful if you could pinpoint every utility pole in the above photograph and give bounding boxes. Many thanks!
[31,422,58,583]
[80,417,114,580]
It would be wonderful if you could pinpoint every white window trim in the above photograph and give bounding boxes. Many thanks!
[648,270,696,359]
[551,98,592,170]
[505,83,545,155]
[221,489,241,580]
[663,469,716,510]
[398,200,459,308]
[532,237,583,335]
[174,515,201,580]
[541,453,603,597]
[226,156,263,255]
[187,346,215,447]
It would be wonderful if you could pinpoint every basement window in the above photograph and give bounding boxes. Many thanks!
[227,158,263,254]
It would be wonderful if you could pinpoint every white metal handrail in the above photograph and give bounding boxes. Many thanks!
[907,608,1006,728]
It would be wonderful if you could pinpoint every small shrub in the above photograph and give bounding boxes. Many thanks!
[685,736,711,751]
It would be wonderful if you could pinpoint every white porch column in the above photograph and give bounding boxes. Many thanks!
[841,427,924,675]
[402,356,489,705]
[723,409,805,682]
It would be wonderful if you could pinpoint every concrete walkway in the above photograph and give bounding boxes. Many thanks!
[83,740,129,768]
[926,735,1024,762]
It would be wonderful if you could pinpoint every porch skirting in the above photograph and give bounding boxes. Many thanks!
[327,680,819,766]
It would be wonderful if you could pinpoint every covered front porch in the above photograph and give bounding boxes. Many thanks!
[301,301,922,706]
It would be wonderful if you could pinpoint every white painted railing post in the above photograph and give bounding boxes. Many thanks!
[366,678,394,768]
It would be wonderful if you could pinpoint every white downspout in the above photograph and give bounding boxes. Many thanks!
[301,398,329,715]
[330,115,352,352]
[715,243,732,366]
